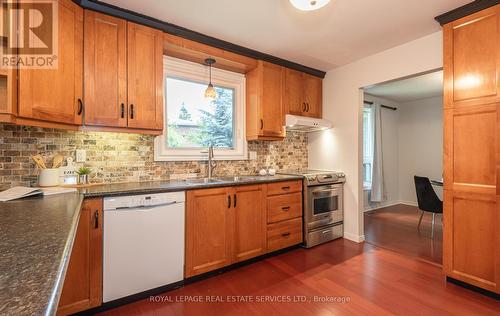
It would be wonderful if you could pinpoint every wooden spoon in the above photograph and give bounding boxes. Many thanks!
[31,155,46,169]
[52,154,64,168]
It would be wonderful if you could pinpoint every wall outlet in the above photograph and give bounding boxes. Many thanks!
[249,151,257,160]
[76,150,86,163]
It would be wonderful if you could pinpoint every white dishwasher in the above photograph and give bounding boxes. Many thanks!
[103,191,185,302]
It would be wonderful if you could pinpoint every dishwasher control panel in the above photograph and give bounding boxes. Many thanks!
[103,191,185,210]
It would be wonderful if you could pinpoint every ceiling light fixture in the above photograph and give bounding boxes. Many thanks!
[204,58,217,101]
[289,0,330,11]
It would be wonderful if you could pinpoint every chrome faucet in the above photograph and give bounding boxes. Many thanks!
[202,145,217,178]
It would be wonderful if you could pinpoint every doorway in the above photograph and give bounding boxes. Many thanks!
[361,70,443,264]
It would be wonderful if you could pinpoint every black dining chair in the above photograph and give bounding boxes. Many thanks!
[414,176,443,238]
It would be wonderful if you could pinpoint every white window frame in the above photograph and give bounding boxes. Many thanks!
[154,56,247,161]
[362,105,374,190]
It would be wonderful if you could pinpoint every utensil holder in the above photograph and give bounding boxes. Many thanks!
[38,168,60,187]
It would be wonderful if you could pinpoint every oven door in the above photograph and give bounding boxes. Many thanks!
[306,184,343,230]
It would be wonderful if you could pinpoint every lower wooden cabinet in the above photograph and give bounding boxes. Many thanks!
[267,217,303,252]
[57,198,103,316]
[233,185,267,263]
[185,181,303,277]
[185,187,234,277]
[185,185,267,277]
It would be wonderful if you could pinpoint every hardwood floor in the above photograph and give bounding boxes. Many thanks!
[364,204,442,264]
[97,239,499,316]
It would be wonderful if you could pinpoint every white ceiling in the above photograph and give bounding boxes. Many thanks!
[102,0,471,71]
[364,70,443,103]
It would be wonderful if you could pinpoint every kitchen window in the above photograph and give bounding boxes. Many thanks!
[155,56,246,161]
[363,105,374,189]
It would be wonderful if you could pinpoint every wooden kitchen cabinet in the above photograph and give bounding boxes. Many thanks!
[84,10,127,128]
[246,61,286,140]
[84,15,163,132]
[265,180,303,252]
[18,0,83,126]
[185,187,233,277]
[303,73,323,118]
[57,198,103,315]
[126,22,164,130]
[284,68,322,118]
[185,184,270,277]
[442,4,500,294]
[233,185,267,262]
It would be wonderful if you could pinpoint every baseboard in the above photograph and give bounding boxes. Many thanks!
[399,200,418,207]
[363,200,400,212]
[343,232,365,243]
[364,200,417,212]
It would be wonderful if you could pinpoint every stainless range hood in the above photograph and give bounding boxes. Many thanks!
[285,114,332,132]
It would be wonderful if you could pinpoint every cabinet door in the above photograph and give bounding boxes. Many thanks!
[443,5,500,294]
[127,22,163,130]
[284,68,304,115]
[58,198,103,315]
[19,0,83,125]
[84,11,127,127]
[185,187,233,277]
[444,6,500,108]
[303,73,322,118]
[260,62,285,137]
[233,185,267,262]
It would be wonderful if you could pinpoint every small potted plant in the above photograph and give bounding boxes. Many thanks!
[76,166,92,185]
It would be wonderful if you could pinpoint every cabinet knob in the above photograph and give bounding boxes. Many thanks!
[227,195,231,209]
[306,103,310,112]
[94,210,99,229]
[302,102,306,112]
[121,103,125,118]
[233,194,237,208]
[281,232,291,237]
[260,119,264,130]
[130,104,134,119]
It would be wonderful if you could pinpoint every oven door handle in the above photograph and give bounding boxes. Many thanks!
[311,189,340,197]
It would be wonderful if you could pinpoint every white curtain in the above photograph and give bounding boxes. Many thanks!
[370,103,386,202]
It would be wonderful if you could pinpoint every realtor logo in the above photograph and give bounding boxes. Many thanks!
[1,0,58,68]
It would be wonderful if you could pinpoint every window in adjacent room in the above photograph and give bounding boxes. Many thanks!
[154,56,246,161]
[363,105,374,189]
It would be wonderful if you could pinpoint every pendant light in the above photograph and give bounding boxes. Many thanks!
[289,0,330,11]
[204,58,217,100]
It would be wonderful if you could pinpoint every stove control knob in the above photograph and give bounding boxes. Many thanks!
[307,176,316,182]
[338,173,345,178]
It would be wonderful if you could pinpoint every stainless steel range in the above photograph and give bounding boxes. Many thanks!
[279,169,345,248]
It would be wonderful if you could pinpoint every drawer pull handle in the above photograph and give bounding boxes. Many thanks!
[282,206,290,211]
[281,232,291,237]
[281,186,290,190]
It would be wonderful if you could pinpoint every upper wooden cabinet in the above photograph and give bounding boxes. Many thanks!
[246,61,286,140]
[442,4,500,294]
[84,15,163,132]
[18,0,83,126]
[84,11,127,128]
[126,22,164,130]
[57,198,103,315]
[284,68,322,118]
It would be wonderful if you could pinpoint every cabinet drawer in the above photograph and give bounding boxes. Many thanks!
[267,180,302,196]
[267,217,303,252]
[267,192,302,223]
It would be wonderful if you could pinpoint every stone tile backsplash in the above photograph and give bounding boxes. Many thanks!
[0,124,307,189]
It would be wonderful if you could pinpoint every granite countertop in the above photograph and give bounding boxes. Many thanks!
[0,174,303,316]
[0,193,83,316]
[81,174,303,197]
